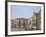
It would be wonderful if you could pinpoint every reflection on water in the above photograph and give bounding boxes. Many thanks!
[11,28,25,31]
[11,28,31,31]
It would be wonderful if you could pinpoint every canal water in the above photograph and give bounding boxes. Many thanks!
[11,28,26,31]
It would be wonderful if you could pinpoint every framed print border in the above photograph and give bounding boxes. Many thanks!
[5,1,45,36]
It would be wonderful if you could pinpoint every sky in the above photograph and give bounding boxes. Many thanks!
[11,5,41,19]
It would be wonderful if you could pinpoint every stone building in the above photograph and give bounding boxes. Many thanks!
[11,19,15,28]
[36,9,41,30]
[32,13,37,30]
[11,18,32,30]
[32,9,41,30]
